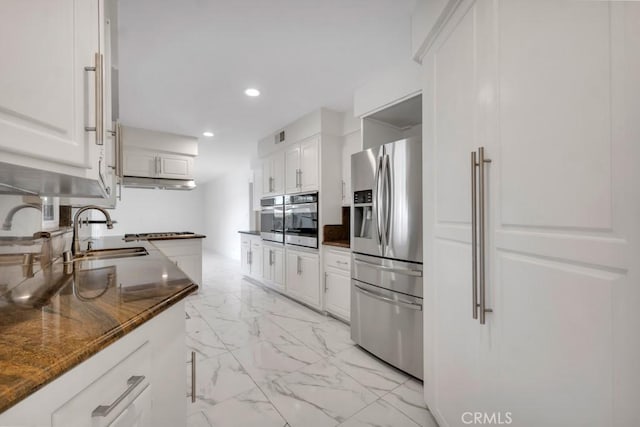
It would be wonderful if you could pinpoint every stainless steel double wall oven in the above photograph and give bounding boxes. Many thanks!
[261,192,318,249]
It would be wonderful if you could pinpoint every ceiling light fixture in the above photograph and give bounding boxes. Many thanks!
[244,88,260,97]
[202,131,214,137]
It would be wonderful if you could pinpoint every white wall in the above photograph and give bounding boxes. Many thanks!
[202,169,250,261]
[95,187,205,237]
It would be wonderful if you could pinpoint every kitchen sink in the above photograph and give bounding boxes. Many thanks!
[74,247,149,261]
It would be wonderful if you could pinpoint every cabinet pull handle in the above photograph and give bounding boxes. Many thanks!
[471,147,493,325]
[248,250,252,265]
[324,272,328,292]
[191,351,196,403]
[471,151,478,320]
[92,375,145,417]
[84,53,104,145]
[353,258,422,277]
[354,285,422,311]
[297,255,301,275]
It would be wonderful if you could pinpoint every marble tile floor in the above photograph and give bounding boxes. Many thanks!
[185,252,439,427]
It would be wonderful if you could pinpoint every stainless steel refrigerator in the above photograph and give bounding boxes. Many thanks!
[350,137,423,379]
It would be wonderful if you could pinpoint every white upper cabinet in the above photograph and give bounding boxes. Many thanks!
[285,137,319,194]
[341,131,361,205]
[262,152,284,196]
[123,148,194,180]
[422,1,640,427]
[120,126,197,181]
[0,0,104,175]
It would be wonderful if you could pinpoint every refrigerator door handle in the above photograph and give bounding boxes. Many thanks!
[353,259,423,277]
[384,153,392,245]
[374,154,384,248]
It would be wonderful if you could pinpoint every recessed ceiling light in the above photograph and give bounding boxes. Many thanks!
[202,131,214,137]
[244,88,260,97]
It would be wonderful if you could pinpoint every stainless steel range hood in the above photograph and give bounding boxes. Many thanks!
[122,176,196,190]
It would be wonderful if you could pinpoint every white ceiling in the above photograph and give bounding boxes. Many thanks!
[118,0,416,182]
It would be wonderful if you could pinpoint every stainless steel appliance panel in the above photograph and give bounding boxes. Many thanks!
[381,139,422,263]
[284,192,318,249]
[350,138,422,263]
[351,280,423,379]
[352,253,423,298]
[260,196,284,243]
[351,149,383,258]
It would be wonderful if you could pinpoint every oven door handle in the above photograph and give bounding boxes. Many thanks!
[353,259,423,277]
[285,203,317,211]
[354,284,422,311]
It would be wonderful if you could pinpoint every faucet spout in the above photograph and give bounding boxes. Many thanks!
[2,203,42,231]
[72,206,114,256]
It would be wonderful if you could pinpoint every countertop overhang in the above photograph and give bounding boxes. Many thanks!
[0,237,197,413]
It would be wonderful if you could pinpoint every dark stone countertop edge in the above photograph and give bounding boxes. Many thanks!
[0,283,198,414]
[323,240,351,249]
[237,230,261,236]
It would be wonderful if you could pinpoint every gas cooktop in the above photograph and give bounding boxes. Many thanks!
[124,231,197,240]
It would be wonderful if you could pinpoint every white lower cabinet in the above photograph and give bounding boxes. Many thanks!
[52,343,151,427]
[152,239,202,285]
[262,244,285,292]
[323,247,351,322]
[285,248,320,309]
[0,302,187,427]
[239,234,262,279]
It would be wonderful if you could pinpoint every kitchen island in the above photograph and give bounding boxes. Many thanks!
[0,236,197,426]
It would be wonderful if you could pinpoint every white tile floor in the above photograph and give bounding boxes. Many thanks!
[185,253,439,427]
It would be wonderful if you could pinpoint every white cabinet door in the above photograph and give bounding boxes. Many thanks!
[262,245,285,292]
[0,0,99,171]
[284,145,300,194]
[299,137,319,192]
[240,238,251,275]
[341,131,361,205]
[271,152,285,195]
[272,247,285,291]
[250,241,263,279]
[124,149,156,177]
[261,157,272,196]
[286,249,319,308]
[262,246,274,281]
[157,154,193,179]
[52,343,151,427]
[261,153,285,196]
[423,1,640,426]
[324,269,350,321]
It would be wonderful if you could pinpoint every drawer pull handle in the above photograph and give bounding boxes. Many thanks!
[91,375,145,418]
[354,285,422,311]
[336,261,349,265]
[353,259,422,277]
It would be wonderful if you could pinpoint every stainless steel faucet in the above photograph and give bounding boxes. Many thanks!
[2,203,42,230]
[72,205,114,256]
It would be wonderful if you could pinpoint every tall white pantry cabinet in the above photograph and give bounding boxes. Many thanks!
[420,1,640,427]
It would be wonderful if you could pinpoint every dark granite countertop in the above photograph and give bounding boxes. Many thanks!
[238,230,260,236]
[0,237,197,413]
